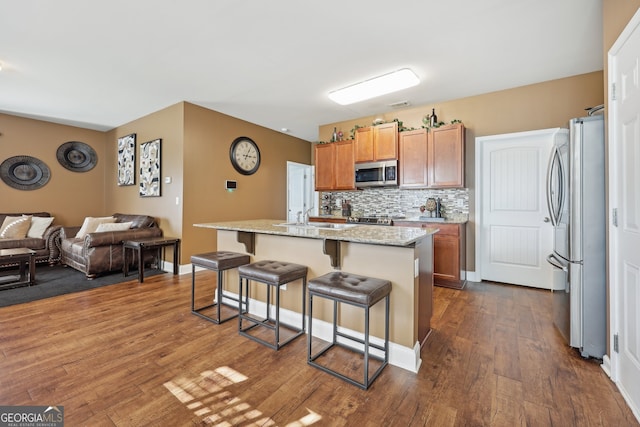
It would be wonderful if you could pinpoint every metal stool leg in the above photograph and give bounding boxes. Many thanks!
[216,269,223,323]
[364,306,370,388]
[191,264,196,312]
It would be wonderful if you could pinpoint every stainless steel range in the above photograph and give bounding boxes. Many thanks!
[346,216,394,226]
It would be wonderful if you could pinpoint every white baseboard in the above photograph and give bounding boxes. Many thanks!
[160,262,190,275]
[465,270,480,282]
[601,355,612,377]
[221,291,422,373]
[186,264,422,372]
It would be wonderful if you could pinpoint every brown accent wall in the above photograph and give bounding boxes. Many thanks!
[0,113,107,225]
[104,103,185,243]
[2,102,311,266]
[104,102,312,264]
[319,71,605,272]
[181,103,312,262]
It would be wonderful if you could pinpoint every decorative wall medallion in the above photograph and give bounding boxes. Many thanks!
[139,138,161,197]
[117,133,136,186]
[0,155,51,190]
[56,141,97,172]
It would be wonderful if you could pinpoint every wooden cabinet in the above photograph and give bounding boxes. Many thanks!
[394,221,466,289]
[399,128,428,188]
[354,122,398,162]
[432,223,465,288]
[314,143,335,191]
[334,140,355,190]
[314,140,355,191]
[354,126,373,162]
[399,123,465,189]
[428,123,465,188]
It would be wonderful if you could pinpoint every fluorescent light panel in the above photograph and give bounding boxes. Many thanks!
[328,68,420,105]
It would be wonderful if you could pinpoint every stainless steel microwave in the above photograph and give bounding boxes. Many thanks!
[355,160,398,188]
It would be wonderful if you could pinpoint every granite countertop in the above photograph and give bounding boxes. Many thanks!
[394,215,468,224]
[310,214,468,225]
[194,219,437,247]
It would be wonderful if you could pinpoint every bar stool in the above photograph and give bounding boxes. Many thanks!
[237,260,307,350]
[191,251,250,324]
[307,271,391,390]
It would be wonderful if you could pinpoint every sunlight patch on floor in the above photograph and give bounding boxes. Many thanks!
[163,366,321,426]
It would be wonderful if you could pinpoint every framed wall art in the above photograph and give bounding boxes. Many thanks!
[139,138,161,197]
[117,133,136,186]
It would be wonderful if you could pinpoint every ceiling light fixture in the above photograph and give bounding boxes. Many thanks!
[328,68,420,106]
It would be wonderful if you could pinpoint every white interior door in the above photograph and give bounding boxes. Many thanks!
[286,161,316,223]
[609,8,640,421]
[476,129,560,288]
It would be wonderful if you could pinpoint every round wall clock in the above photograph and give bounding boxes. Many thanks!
[229,137,261,175]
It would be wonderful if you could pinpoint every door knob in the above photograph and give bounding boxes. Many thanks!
[544,217,550,223]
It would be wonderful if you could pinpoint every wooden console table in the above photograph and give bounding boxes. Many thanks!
[123,237,180,283]
[0,248,36,289]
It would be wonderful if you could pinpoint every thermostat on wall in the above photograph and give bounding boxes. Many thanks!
[225,180,237,191]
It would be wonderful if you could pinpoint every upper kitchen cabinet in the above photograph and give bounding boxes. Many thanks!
[428,123,465,188]
[314,140,355,191]
[355,122,398,162]
[399,128,428,188]
[399,123,465,189]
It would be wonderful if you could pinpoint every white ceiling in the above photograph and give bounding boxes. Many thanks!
[0,0,603,142]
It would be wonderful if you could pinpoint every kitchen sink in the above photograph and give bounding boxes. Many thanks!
[275,222,357,230]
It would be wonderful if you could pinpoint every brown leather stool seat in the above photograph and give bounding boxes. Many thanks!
[238,260,307,350]
[191,251,250,324]
[307,271,391,390]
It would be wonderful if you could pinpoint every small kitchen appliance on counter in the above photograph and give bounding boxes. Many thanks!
[341,201,351,217]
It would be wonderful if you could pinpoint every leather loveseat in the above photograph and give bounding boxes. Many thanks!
[59,213,163,278]
[0,212,62,265]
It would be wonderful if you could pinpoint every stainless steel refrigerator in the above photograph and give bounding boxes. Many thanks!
[546,110,606,358]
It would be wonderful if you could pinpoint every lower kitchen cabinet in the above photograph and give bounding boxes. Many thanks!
[395,221,466,289]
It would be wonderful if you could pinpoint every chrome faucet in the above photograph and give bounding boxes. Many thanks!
[296,211,303,224]
[303,207,314,224]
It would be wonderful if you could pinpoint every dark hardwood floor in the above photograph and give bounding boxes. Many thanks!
[0,269,637,426]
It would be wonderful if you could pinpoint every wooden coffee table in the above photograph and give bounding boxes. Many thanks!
[0,248,36,289]
[123,237,180,283]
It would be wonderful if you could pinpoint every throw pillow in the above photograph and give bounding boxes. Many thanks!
[0,215,33,239]
[95,221,133,232]
[24,215,55,239]
[75,216,116,239]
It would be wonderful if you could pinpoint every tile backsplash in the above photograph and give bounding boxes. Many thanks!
[320,187,469,220]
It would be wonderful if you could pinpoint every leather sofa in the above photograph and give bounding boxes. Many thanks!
[0,212,62,265]
[59,213,163,278]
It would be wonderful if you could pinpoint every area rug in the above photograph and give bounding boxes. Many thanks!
[0,265,164,308]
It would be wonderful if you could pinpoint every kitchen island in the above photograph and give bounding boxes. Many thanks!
[194,219,438,373]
